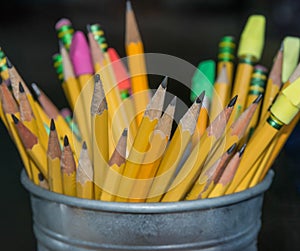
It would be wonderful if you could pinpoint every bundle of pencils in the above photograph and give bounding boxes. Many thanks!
[1,1,300,203]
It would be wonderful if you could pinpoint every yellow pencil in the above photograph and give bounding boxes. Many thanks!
[12,114,48,179]
[210,65,230,121]
[186,143,236,200]
[100,129,128,201]
[147,93,204,202]
[115,78,167,202]
[228,15,265,125]
[76,142,94,199]
[131,97,176,202]
[61,136,77,197]
[91,74,109,199]
[125,0,150,125]
[208,144,246,198]
[161,96,237,202]
[47,119,63,194]
[227,77,300,194]
[260,46,283,120]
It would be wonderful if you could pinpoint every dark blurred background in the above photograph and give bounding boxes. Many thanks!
[0,0,300,250]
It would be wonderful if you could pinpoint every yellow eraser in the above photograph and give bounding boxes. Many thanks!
[282,36,300,83]
[271,77,300,124]
[237,15,266,61]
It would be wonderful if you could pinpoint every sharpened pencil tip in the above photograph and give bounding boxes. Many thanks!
[126,0,132,11]
[11,114,19,124]
[38,173,44,181]
[82,141,87,150]
[0,76,3,85]
[122,128,128,136]
[253,93,263,104]
[228,95,238,107]
[196,91,205,104]
[170,96,177,106]
[94,74,100,83]
[239,144,247,157]
[19,82,24,93]
[31,83,41,97]
[6,57,12,68]
[161,76,168,89]
[50,119,55,131]
[64,135,69,146]
[227,143,237,154]
[86,24,92,33]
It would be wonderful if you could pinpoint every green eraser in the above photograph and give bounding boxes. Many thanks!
[237,15,266,61]
[282,36,300,83]
[190,60,215,102]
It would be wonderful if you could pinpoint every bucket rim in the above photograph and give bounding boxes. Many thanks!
[20,169,274,213]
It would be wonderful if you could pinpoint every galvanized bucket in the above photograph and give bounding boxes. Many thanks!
[21,169,274,251]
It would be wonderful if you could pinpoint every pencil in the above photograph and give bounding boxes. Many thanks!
[208,144,246,198]
[100,128,128,201]
[91,74,109,199]
[260,46,283,120]
[31,83,80,159]
[201,94,262,176]
[47,119,63,193]
[161,96,237,202]
[61,136,76,196]
[132,96,176,202]
[12,114,48,179]
[185,143,236,200]
[217,36,235,86]
[228,15,265,125]
[125,0,150,125]
[38,173,49,190]
[76,142,94,199]
[0,81,34,181]
[227,77,300,194]
[147,92,204,202]
[115,77,167,202]
[209,65,230,121]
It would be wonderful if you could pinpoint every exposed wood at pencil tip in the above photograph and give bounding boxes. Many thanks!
[108,128,127,167]
[180,94,203,133]
[19,83,34,121]
[126,0,141,44]
[77,142,93,184]
[144,79,167,120]
[87,28,105,66]
[61,136,76,175]
[216,65,228,84]
[155,96,176,136]
[32,83,59,118]
[288,60,300,83]
[206,98,236,138]
[268,48,283,87]
[12,115,38,149]
[60,44,75,80]
[217,151,241,186]
[229,100,259,137]
[0,83,19,114]
[47,119,61,159]
[91,74,107,115]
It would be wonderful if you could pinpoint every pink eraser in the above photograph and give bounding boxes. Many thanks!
[55,18,72,30]
[108,47,131,91]
[60,108,72,118]
[69,31,94,76]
